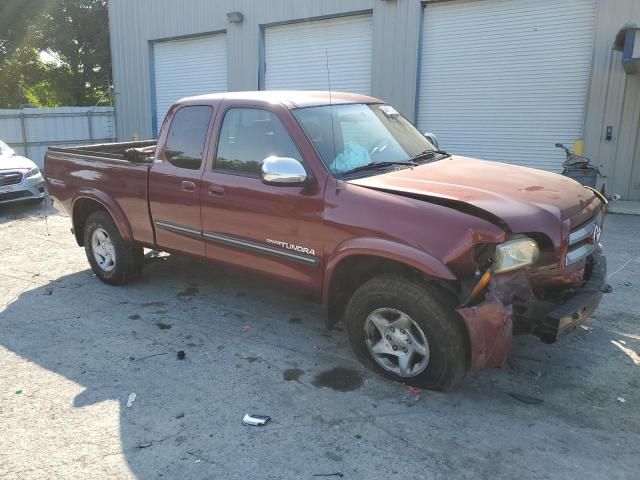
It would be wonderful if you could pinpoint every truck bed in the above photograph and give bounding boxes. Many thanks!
[48,140,157,163]
[44,140,157,247]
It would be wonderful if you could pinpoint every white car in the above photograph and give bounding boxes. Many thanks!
[0,139,46,205]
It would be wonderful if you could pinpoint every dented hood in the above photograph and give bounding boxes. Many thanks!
[347,155,598,233]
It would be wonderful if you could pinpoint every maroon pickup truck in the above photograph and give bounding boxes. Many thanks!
[45,91,608,390]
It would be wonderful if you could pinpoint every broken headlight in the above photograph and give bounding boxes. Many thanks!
[492,238,539,273]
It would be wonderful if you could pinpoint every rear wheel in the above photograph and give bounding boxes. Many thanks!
[345,274,468,391]
[83,210,143,285]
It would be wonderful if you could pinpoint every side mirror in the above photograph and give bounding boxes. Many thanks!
[261,156,308,186]
[423,132,439,150]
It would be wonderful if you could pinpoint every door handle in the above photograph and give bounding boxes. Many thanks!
[208,184,225,196]
[181,180,196,192]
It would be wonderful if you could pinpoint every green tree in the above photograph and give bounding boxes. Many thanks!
[37,0,111,105]
[0,0,111,108]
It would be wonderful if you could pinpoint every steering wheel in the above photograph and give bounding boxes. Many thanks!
[368,137,389,159]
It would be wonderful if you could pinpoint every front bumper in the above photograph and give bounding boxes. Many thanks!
[0,173,46,204]
[457,251,607,369]
[531,252,606,342]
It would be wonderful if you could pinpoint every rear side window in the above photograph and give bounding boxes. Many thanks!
[164,105,213,170]
[215,108,302,176]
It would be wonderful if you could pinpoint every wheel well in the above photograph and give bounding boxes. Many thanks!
[327,255,459,327]
[72,198,108,246]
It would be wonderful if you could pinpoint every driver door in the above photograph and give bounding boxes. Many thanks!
[199,103,325,294]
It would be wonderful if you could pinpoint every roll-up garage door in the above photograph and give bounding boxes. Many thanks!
[417,0,596,171]
[153,34,227,134]
[264,14,373,95]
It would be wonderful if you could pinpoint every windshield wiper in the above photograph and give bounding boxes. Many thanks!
[410,149,450,162]
[339,161,416,176]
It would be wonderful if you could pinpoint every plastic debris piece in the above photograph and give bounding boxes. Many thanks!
[137,442,152,449]
[617,396,626,403]
[242,324,252,332]
[195,459,201,464]
[177,350,186,360]
[127,392,137,408]
[43,288,52,296]
[509,392,543,405]
[407,386,421,396]
[242,413,271,426]
[15,389,22,395]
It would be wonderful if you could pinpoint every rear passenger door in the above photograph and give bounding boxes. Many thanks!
[199,104,325,294]
[149,104,214,256]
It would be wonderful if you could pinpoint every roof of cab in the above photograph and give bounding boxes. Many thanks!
[176,90,383,109]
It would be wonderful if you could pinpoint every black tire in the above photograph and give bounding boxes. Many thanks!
[83,210,143,285]
[345,274,468,391]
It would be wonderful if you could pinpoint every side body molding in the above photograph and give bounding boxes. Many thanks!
[322,237,456,305]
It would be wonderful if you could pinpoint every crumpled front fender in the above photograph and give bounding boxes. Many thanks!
[457,293,513,369]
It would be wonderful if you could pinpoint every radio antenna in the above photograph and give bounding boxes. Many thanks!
[325,50,337,174]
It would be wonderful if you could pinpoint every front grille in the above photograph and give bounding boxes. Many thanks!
[0,190,31,202]
[565,213,603,266]
[0,171,23,186]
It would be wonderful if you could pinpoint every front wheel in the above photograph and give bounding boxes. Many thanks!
[83,210,143,285]
[345,274,468,391]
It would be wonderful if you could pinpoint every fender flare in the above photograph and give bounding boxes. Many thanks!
[322,237,457,305]
[72,189,134,244]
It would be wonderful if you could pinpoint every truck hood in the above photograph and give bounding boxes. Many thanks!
[347,155,597,233]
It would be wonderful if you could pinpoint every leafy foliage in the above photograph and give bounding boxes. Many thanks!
[0,0,111,108]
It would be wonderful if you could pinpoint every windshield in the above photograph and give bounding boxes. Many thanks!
[0,140,14,159]
[293,103,436,176]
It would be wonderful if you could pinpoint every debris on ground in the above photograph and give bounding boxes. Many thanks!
[15,389,22,395]
[283,368,304,382]
[127,392,137,408]
[137,442,152,449]
[407,386,421,396]
[242,413,271,426]
[177,350,186,360]
[194,459,201,464]
[135,352,168,362]
[509,392,544,405]
[617,396,626,403]
[156,321,172,330]
[242,324,252,333]
[175,412,185,419]
[312,473,344,478]
[43,288,52,296]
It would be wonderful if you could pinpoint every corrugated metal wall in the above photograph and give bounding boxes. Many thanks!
[107,0,420,141]
[0,107,115,167]
[109,0,638,198]
[583,0,640,200]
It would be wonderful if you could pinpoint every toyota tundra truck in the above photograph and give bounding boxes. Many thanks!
[44,91,608,391]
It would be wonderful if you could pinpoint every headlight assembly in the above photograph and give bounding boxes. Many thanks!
[26,166,40,177]
[492,238,539,273]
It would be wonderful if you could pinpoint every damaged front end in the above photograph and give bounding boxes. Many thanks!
[456,241,608,370]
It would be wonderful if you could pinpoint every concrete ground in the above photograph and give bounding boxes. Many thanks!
[1,201,639,480]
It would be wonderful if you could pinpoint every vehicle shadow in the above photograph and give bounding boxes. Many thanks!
[1,253,639,478]
[0,197,58,225]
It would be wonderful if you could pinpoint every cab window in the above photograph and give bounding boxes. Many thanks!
[164,105,213,170]
[215,108,302,176]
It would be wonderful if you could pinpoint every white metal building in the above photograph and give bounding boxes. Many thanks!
[108,0,640,200]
